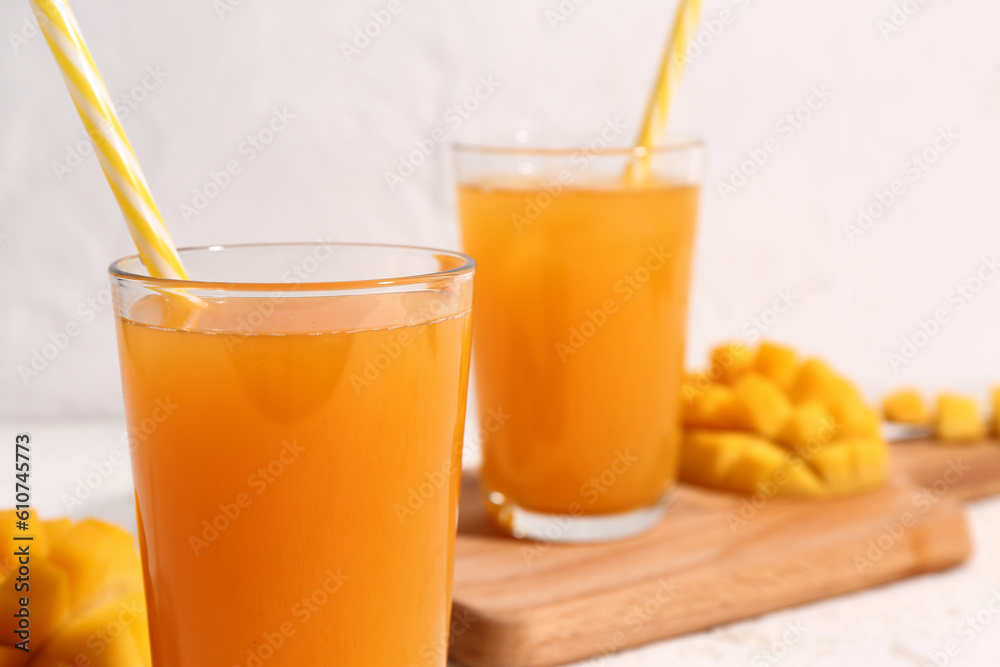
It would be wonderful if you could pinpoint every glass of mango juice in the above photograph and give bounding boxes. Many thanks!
[454,140,703,541]
[110,243,474,666]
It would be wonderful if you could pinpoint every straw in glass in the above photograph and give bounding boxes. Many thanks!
[30,0,188,280]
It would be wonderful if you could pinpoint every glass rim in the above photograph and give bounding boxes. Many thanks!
[108,241,476,292]
[451,135,704,158]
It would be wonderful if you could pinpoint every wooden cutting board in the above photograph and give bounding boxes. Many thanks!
[891,438,1000,501]
[448,438,996,667]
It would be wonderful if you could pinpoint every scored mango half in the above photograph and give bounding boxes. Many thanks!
[681,341,889,498]
[0,512,150,667]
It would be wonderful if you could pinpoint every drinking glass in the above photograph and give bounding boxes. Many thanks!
[110,243,474,665]
[454,139,703,541]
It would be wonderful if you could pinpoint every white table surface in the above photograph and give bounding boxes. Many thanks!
[6,419,999,667]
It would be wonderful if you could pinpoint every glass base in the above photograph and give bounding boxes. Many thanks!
[482,487,674,543]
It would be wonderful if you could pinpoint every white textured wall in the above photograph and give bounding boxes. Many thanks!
[1,0,998,418]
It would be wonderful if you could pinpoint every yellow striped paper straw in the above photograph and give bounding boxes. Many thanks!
[628,0,702,184]
[30,0,188,279]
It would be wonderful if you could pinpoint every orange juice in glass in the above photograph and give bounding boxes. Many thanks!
[110,243,474,666]
[454,140,702,541]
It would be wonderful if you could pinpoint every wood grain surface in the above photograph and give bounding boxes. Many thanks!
[449,438,991,667]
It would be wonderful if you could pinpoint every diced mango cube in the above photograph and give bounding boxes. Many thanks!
[934,394,985,443]
[49,519,144,614]
[44,517,73,545]
[807,437,888,496]
[992,387,1000,437]
[733,373,792,439]
[789,358,841,406]
[680,430,748,490]
[722,436,790,494]
[807,441,855,493]
[682,342,889,499]
[776,400,836,453]
[709,342,755,385]
[754,342,799,391]
[31,593,151,667]
[829,394,881,439]
[0,513,151,666]
[0,559,70,648]
[882,389,929,425]
[849,437,891,489]
[779,460,827,497]
[681,430,825,497]
[683,384,747,430]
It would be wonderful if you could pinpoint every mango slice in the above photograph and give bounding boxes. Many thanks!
[48,520,143,614]
[0,560,70,649]
[788,358,841,406]
[992,387,1000,437]
[683,384,746,430]
[0,513,150,666]
[882,389,929,425]
[754,342,799,391]
[720,436,788,493]
[709,342,755,385]
[776,401,835,453]
[851,437,891,488]
[31,593,150,667]
[680,430,749,491]
[682,430,826,497]
[829,393,881,439]
[934,394,985,443]
[682,341,889,498]
[733,373,793,439]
